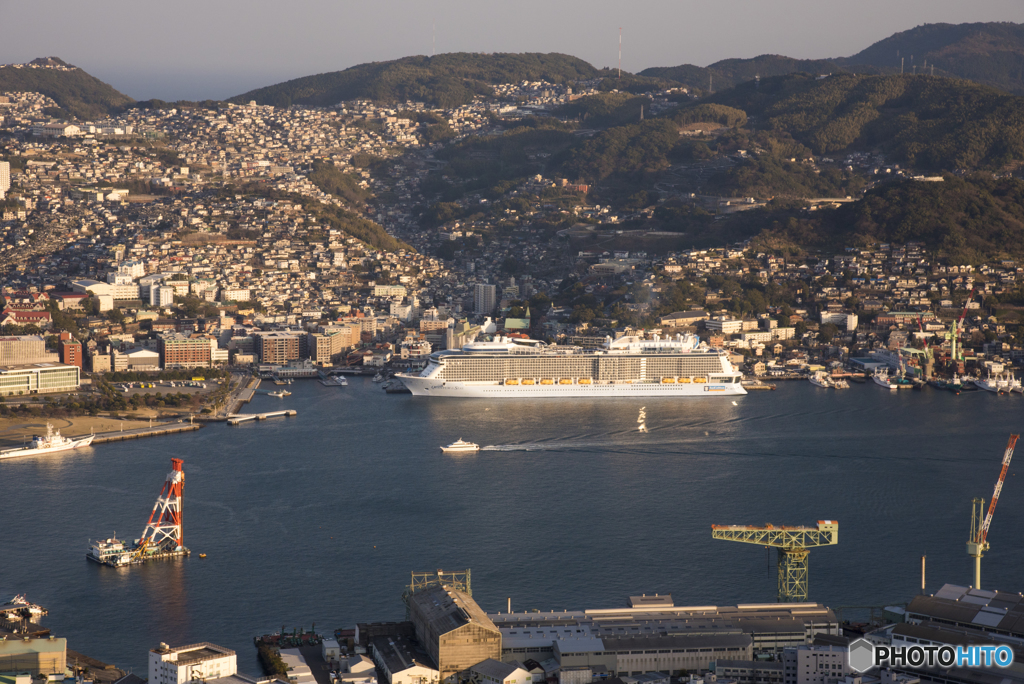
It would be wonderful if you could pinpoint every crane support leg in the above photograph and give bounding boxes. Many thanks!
[778,548,810,602]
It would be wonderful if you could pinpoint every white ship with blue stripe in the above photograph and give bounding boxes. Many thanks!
[397,334,746,398]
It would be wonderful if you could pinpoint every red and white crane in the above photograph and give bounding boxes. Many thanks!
[967,434,1018,589]
[134,458,185,558]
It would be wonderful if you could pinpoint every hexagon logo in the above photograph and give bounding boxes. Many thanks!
[849,638,875,673]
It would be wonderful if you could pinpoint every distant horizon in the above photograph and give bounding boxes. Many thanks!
[1,0,1022,101]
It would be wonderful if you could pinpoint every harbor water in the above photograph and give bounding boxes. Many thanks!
[2,379,1024,673]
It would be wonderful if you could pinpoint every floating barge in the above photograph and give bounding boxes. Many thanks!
[87,458,189,567]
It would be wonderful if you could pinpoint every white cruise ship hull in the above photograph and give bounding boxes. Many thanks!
[0,434,95,460]
[400,376,746,398]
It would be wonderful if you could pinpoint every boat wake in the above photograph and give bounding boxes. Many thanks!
[481,443,552,452]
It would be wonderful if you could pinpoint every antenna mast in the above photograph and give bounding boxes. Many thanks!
[618,27,622,79]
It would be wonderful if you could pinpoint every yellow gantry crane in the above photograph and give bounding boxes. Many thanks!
[712,520,838,603]
[967,434,1018,589]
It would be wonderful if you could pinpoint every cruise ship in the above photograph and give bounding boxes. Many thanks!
[396,334,746,398]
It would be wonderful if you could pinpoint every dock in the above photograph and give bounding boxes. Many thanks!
[227,410,297,426]
[92,422,202,444]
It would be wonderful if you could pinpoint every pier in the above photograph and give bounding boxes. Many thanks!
[227,410,297,426]
[92,422,202,444]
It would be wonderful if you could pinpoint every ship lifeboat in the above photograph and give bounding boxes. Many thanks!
[579,378,592,385]
[559,378,573,385]
[522,379,535,385]
[661,377,677,384]
[678,377,692,384]
[540,379,555,385]
[505,378,520,385]
[694,377,707,383]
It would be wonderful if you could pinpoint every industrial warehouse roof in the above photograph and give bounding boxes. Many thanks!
[0,637,66,655]
[892,622,1024,684]
[907,584,1024,636]
[600,633,752,653]
[471,658,526,680]
[370,635,437,675]
[551,634,606,654]
[410,585,499,636]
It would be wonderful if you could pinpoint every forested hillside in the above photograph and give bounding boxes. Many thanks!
[231,53,601,109]
[642,55,842,93]
[706,72,1024,170]
[0,57,133,119]
[838,22,1024,95]
[762,176,1024,264]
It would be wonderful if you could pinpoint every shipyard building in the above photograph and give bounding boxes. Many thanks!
[489,595,838,678]
[409,585,502,681]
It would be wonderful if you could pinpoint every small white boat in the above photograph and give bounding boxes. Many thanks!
[832,378,850,389]
[872,369,898,390]
[441,438,480,454]
[373,373,385,383]
[319,376,348,387]
[267,390,291,398]
[808,371,833,389]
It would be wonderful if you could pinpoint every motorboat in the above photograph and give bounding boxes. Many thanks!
[441,439,480,454]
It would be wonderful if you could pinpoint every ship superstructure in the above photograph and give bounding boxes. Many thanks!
[397,334,746,398]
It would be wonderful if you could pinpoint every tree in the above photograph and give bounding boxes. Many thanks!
[818,323,840,343]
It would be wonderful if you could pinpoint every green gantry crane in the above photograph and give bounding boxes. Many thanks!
[712,520,838,602]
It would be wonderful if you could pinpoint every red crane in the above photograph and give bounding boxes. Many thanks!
[967,434,1018,588]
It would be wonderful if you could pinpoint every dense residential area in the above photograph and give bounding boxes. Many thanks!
[0,56,1023,404]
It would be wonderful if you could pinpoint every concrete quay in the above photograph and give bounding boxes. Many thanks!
[227,409,297,426]
[92,422,203,444]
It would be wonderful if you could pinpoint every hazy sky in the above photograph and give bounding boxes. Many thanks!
[2,0,1022,101]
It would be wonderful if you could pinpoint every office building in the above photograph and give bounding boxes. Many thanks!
[58,335,82,369]
[474,284,496,315]
[0,160,10,199]
[149,642,236,684]
[408,585,502,682]
[159,334,213,368]
[254,331,304,365]
[151,285,175,308]
[0,363,80,396]
[782,645,849,684]
[219,288,250,303]
[0,335,58,365]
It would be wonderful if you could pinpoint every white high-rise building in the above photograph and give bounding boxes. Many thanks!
[150,285,175,308]
[474,283,496,315]
[0,161,10,199]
